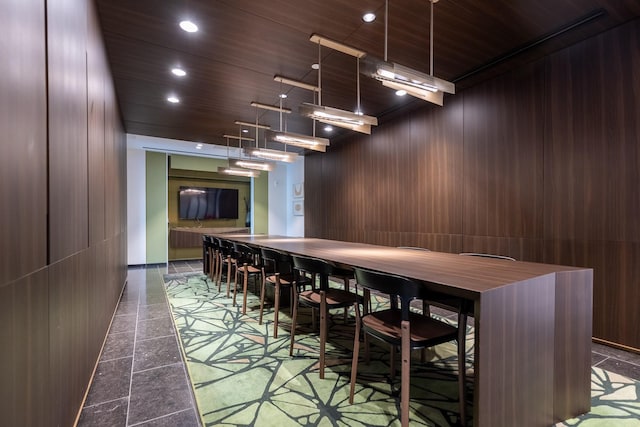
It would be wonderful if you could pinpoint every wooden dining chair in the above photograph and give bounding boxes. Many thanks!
[258,247,311,337]
[349,267,467,427]
[216,238,235,296]
[232,242,262,315]
[289,255,366,379]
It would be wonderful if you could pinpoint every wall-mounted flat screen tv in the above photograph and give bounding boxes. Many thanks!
[178,186,239,220]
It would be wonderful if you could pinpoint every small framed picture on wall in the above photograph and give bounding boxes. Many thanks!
[293,199,304,216]
[293,182,304,199]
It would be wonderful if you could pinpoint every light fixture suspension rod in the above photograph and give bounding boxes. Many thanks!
[384,0,388,62]
[317,41,322,106]
[430,0,434,76]
[357,57,361,114]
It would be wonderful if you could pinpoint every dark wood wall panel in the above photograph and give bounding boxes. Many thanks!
[49,251,91,427]
[462,60,545,247]
[47,0,89,262]
[305,19,640,349]
[544,21,640,243]
[0,270,50,427]
[0,0,127,425]
[544,21,640,348]
[0,0,47,285]
[88,6,107,246]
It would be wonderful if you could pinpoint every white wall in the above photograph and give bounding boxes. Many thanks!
[126,146,146,265]
[268,157,305,237]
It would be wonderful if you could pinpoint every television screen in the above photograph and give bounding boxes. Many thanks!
[178,186,239,220]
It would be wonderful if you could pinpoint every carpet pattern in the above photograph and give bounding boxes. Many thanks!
[164,273,640,426]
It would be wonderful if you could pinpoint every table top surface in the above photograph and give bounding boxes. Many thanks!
[209,234,590,299]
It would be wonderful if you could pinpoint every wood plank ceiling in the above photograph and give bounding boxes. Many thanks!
[95,0,640,152]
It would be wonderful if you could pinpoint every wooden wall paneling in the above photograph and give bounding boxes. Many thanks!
[0,0,47,285]
[49,251,91,427]
[463,236,544,261]
[105,82,118,238]
[462,61,545,243]
[410,96,465,244]
[544,21,640,348]
[47,0,89,262]
[0,270,50,427]
[88,3,107,245]
[544,21,640,243]
[304,151,325,237]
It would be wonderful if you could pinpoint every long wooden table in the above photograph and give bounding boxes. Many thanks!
[210,235,593,427]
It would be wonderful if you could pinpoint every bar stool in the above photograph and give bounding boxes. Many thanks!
[216,239,235,297]
[289,255,366,379]
[349,267,467,427]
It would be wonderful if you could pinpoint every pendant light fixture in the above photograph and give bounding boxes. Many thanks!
[299,34,378,134]
[242,102,300,163]
[266,75,330,152]
[218,135,261,178]
[229,117,275,172]
[364,0,454,106]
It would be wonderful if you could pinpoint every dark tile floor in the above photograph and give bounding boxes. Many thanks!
[78,260,640,426]
[78,261,203,427]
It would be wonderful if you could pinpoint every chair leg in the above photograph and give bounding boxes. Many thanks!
[216,255,222,292]
[349,302,361,404]
[421,300,431,363]
[400,320,411,427]
[259,276,267,325]
[319,290,327,379]
[390,344,396,382]
[289,287,299,356]
[242,266,249,315]
[226,257,232,298]
[457,313,468,426]
[232,268,239,307]
[273,281,280,338]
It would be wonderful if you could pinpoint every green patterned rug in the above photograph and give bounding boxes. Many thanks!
[164,273,640,427]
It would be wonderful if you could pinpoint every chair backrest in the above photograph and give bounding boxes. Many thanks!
[291,255,336,289]
[260,247,293,275]
[233,242,259,265]
[217,238,233,257]
[459,252,516,261]
[354,267,425,320]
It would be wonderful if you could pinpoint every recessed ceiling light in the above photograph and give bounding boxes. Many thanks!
[311,63,320,70]
[171,67,186,77]
[362,12,376,23]
[195,143,203,150]
[242,129,249,133]
[395,89,407,96]
[179,20,198,33]
[324,125,333,132]
[279,93,287,99]
[167,96,180,103]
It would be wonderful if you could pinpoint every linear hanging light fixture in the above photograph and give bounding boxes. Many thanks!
[230,159,274,171]
[218,134,261,177]
[217,166,261,177]
[250,101,292,114]
[265,129,329,152]
[365,0,454,106]
[273,75,320,93]
[243,147,298,163]
[234,120,271,130]
[300,34,378,134]
[265,75,331,152]
[243,101,301,162]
